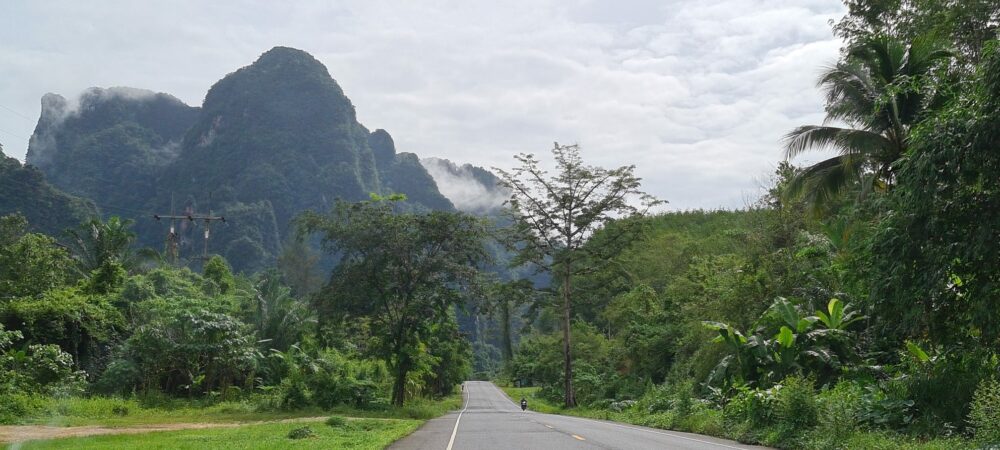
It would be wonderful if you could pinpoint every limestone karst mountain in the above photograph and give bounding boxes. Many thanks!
[19,46,476,271]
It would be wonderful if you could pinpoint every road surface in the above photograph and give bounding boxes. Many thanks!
[390,381,769,450]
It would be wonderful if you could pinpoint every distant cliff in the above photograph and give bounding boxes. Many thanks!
[0,145,97,236]
[21,47,468,272]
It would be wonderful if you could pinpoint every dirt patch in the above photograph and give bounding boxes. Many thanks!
[0,416,329,445]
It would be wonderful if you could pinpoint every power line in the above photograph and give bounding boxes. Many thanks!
[154,212,226,263]
[0,103,35,122]
[0,125,29,140]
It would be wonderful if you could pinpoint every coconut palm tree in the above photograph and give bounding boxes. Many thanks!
[252,270,314,352]
[783,35,952,207]
[63,216,138,274]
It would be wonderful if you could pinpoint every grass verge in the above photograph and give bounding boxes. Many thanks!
[8,394,462,427]
[13,418,421,450]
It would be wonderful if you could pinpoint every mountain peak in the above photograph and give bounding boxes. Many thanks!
[251,46,329,74]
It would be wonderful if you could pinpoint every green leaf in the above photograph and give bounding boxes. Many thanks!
[796,317,816,333]
[777,326,795,349]
[772,297,800,329]
[906,341,930,363]
[828,298,845,327]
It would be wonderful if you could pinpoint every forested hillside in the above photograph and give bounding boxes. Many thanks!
[503,3,1000,448]
[0,143,97,236]
[1,1,998,448]
[19,47,461,272]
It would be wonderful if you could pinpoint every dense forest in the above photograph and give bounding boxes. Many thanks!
[1,1,998,449]
[504,2,1000,448]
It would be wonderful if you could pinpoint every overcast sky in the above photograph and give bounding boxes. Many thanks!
[0,0,846,210]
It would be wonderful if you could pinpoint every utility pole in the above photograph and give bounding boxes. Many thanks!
[153,212,226,262]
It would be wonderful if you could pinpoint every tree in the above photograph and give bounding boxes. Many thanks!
[479,278,536,371]
[783,36,951,208]
[110,299,258,396]
[250,270,314,352]
[298,195,489,405]
[834,0,999,68]
[277,236,323,297]
[0,287,124,374]
[495,143,660,407]
[203,255,235,294]
[869,42,1000,347]
[0,214,76,299]
[64,216,139,275]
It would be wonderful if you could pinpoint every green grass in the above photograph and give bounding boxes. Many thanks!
[12,418,421,449]
[10,393,462,427]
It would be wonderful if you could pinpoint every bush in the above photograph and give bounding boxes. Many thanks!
[0,393,47,424]
[775,376,818,429]
[278,374,312,410]
[325,415,347,427]
[857,381,915,430]
[724,385,779,429]
[810,381,863,448]
[900,348,995,433]
[94,359,141,396]
[970,377,1000,445]
[287,426,316,439]
[114,301,258,397]
[2,325,86,401]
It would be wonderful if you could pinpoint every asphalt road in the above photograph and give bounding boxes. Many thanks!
[389,381,769,450]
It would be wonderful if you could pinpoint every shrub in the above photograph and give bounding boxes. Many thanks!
[970,377,1000,445]
[857,382,914,430]
[0,393,47,424]
[325,416,347,428]
[278,374,312,410]
[775,376,818,430]
[724,385,779,429]
[287,426,316,439]
[900,348,996,433]
[810,381,863,449]
[94,359,141,396]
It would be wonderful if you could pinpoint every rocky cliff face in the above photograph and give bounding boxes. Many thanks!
[19,47,469,272]
[26,87,199,211]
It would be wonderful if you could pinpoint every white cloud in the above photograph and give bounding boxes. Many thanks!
[0,0,846,209]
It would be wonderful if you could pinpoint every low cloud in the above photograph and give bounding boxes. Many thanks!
[420,157,508,214]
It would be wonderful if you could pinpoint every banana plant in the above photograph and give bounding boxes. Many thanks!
[813,298,864,331]
[703,321,767,387]
[704,297,864,388]
[772,297,818,333]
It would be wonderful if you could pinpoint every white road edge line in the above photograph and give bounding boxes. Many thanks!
[488,382,747,450]
[446,382,470,450]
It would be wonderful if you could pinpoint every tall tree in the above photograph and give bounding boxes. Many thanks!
[478,278,535,371]
[298,195,489,405]
[0,214,76,299]
[870,42,1000,347]
[277,237,323,297]
[783,35,951,208]
[250,270,314,352]
[495,143,659,407]
[63,216,139,275]
[834,0,999,67]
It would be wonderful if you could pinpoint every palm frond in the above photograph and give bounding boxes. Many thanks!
[784,154,866,211]
[783,125,891,161]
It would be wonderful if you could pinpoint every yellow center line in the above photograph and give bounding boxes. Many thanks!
[572,434,586,441]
